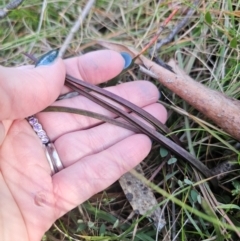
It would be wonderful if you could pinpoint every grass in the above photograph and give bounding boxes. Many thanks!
[1,0,240,240]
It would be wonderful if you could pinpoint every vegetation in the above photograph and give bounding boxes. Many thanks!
[1,0,240,240]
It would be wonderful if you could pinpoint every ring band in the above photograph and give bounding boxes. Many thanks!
[27,116,50,144]
[46,143,64,174]
[44,144,55,175]
[27,115,64,175]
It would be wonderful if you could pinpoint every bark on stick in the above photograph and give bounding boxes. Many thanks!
[141,56,240,141]
[97,41,240,141]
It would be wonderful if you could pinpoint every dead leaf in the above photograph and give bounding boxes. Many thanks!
[119,164,166,231]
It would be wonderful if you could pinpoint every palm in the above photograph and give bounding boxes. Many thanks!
[0,50,167,241]
[0,119,56,240]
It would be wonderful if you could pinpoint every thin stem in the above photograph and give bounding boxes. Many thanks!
[58,0,96,57]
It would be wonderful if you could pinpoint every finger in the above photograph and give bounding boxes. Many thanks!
[0,58,65,120]
[0,120,12,146]
[52,134,152,215]
[55,103,167,165]
[0,121,4,145]
[64,50,125,85]
[37,81,161,140]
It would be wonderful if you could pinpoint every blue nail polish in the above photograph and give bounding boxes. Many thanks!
[120,52,132,69]
[35,49,59,67]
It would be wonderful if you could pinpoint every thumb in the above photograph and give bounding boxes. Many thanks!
[0,51,66,120]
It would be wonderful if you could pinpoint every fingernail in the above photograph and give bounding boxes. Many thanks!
[35,49,59,67]
[120,52,132,70]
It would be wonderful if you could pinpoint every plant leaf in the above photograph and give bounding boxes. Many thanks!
[205,11,212,24]
[167,157,177,165]
[217,204,240,211]
[159,147,168,157]
[230,37,237,48]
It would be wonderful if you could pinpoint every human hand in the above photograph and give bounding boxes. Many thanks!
[0,50,167,241]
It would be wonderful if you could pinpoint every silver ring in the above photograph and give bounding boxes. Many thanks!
[44,144,55,175]
[27,115,64,175]
[45,142,64,175]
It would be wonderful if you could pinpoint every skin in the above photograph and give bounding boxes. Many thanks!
[0,50,167,241]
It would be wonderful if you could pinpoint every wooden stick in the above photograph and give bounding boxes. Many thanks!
[144,56,240,141]
[0,0,24,19]
[58,0,95,57]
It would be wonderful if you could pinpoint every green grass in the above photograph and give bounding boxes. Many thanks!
[1,0,240,240]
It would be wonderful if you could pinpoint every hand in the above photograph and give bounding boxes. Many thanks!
[0,50,167,241]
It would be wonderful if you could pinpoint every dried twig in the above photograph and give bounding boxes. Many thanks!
[149,0,200,72]
[0,0,24,19]
[36,0,47,33]
[150,0,200,56]
[135,8,179,60]
[58,0,96,57]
